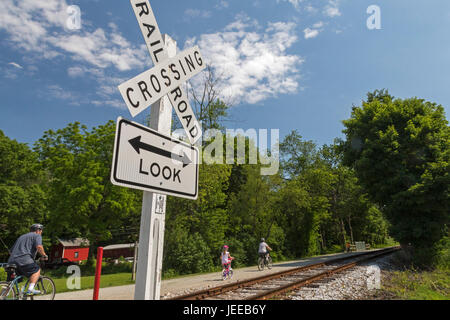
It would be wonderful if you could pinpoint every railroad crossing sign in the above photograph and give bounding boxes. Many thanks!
[111,117,199,199]
[112,0,205,301]
[118,0,206,145]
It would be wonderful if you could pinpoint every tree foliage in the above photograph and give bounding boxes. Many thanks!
[0,91,413,273]
[342,90,449,265]
[33,121,142,248]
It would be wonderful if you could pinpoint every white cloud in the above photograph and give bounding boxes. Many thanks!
[8,62,23,69]
[324,0,341,17]
[303,28,320,39]
[0,0,149,109]
[184,9,211,19]
[216,1,229,9]
[276,0,304,11]
[67,66,84,77]
[313,21,324,28]
[92,99,126,110]
[45,84,79,104]
[66,65,128,107]
[275,0,342,18]
[186,15,304,105]
[303,21,325,39]
[0,0,148,72]
[47,29,148,71]
[324,6,341,17]
[305,5,318,13]
[43,70,128,109]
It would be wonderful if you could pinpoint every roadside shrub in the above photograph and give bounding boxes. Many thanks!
[435,236,450,270]
[164,231,214,275]
[162,268,178,280]
[225,237,246,268]
[102,261,133,274]
[266,223,287,262]
[325,244,342,254]
[412,237,450,270]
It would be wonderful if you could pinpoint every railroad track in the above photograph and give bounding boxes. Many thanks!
[167,246,400,300]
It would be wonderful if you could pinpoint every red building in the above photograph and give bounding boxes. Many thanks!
[103,243,136,260]
[50,238,90,264]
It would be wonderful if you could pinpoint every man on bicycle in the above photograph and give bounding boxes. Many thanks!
[7,224,48,295]
[258,238,272,263]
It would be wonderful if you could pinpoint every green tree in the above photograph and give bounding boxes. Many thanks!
[34,121,142,250]
[279,130,318,178]
[276,132,332,257]
[276,131,391,256]
[342,90,450,266]
[0,130,46,260]
[164,162,232,272]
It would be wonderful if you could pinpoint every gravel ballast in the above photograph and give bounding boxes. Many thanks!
[289,254,399,300]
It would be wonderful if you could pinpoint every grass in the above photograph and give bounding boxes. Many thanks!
[0,267,136,294]
[371,237,399,249]
[378,243,450,300]
[381,267,450,300]
[49,267,224,294]
[52,272,135,294]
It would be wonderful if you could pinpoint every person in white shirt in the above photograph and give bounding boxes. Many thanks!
[220,245,234,270]
[258,238,272,263]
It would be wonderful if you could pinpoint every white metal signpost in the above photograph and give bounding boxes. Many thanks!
[110,0,205,300]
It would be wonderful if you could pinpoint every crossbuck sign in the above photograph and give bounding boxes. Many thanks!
[118,0,206,145]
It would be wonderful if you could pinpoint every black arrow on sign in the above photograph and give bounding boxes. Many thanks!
[129,136,192,168]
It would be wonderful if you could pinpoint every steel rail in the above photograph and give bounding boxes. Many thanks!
[168,246,399,300]
[246,246,400,300]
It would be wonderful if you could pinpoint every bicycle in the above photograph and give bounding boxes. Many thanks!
[222,258,234,281]
[0,259,56,300]
[257,253,273,271]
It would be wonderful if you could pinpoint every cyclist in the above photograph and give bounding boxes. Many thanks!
[7,224,48,295]
[220,245,234,277]
[258,238,272,264]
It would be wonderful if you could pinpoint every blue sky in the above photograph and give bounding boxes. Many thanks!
[0,0,449,148]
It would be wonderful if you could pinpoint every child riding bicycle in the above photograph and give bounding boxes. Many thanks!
[220,245,234,280]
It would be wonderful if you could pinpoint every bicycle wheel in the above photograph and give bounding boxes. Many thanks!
[0,281,15,300]
[266,256,273,270]
[258,257,265,271]
[31,276,56,300]
[228,269,233,279]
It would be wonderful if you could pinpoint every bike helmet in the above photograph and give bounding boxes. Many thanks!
[223,245,229,249]
[30,223,44,232]
[260,238,265,242]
